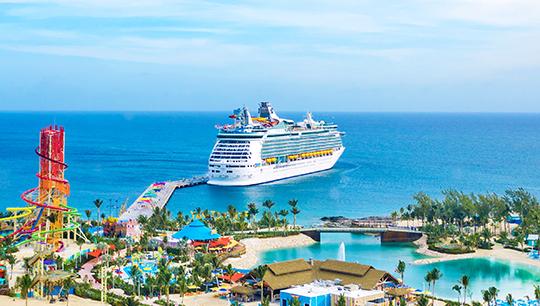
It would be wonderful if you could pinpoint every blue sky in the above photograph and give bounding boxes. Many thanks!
[0,0,539,112]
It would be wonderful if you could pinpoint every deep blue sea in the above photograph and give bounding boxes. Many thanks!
[1,112,540,299]
[1,112,539,222]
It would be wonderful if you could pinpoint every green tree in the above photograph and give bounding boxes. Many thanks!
[278,209,289,232]
[506,294,514,306]
[452,284,462,304]
[289,297,301,306]
[93,199,103,221]
[84,209,92,223]
[291,206,301,229]
[428,268,442,305]
[16,274,33,306]
[177,277,188,304]
[488,287,499,306]
[130,264,143,297]
[337,294,346,306]
[417,295,429,306]
[261,297,270,306]
[395,260,406,284]
[459,275,470,305]
[534,284,540,303]
[247,202,259,231]
[482,290,492,306]
[251,265,267,300]
[158,259,172,306]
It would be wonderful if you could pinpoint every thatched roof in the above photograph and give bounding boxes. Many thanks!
[267,259,311,276]
[387,287,413,297]
[262,259,398,291]
[231,286,256,295]
[264,259,314,290]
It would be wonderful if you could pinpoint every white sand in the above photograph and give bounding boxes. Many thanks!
[412,234,540,267]
[223,234,316,269]
[0,295,108,306]
[157,292,279,306]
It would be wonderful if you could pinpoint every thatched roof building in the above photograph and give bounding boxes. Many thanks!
[262,259,398,291]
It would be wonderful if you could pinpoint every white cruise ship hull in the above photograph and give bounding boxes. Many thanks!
[207,147,344,186]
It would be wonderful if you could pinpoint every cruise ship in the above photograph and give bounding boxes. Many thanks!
[207,102,345,186]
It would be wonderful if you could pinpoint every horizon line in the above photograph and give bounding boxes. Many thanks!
[1,110,540,114]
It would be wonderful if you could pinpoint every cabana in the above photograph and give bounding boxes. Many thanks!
[231,285,256,302]
[172,220,221,241]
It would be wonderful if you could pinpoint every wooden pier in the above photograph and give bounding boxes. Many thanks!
[119,176,208,222]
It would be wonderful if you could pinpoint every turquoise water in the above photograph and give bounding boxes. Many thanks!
[259,233,540,300]
[1,112,540,295]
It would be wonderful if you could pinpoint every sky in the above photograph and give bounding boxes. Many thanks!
[0,0,539,112]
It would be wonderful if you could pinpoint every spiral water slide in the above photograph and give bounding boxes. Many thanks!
[0,126,83,251]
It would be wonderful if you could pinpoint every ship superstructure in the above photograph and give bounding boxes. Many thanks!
[207,102,345,186]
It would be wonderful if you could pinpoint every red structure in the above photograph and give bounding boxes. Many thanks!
[0,126,83,251]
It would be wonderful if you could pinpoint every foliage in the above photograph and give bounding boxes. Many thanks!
[396,188,540,252]
[416,295,429,306]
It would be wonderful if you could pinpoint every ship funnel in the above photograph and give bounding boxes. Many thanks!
[258,102,280,121]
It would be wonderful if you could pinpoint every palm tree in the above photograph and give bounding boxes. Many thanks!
[452,284,462,304]
[488,287,499,306]
[482,290,492,306]
[247,202,259,231]
[225,264,236,284]
[429,268,442,305]
[459,275,470,305]
[177,277,188,304]
[395,260,406,284]
[278,209,289,232]
[93,199,103,221]
[261,297,271,306]
[225,205,237,223]
[262,200,275,212]
[424,272,432,292]
[290,206,301,229]
[158,264,172,306]
[130,264,143,297]
[288,199,298,209]
[137,215,148,229]
[506,294,514,306]
[534,284,540,303]
[417,295,429,306]
[251,265,267,300]
[84,209,92,223]
[337,294,346,306]
[16,274,33,306]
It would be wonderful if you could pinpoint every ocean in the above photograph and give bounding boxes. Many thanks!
[1,112,539,222]
[1,111,540,299]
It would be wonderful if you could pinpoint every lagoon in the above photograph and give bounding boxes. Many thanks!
[258,233,540,301]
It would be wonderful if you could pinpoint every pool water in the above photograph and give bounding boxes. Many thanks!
[122,260,158,283]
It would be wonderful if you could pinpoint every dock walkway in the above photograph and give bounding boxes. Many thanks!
[119,176,207,222]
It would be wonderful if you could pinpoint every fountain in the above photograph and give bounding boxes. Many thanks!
[337,242,346,261]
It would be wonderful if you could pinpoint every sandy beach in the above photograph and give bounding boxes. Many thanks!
[0,295,107,306]
[412,234,540,267]
[224,234,316,269]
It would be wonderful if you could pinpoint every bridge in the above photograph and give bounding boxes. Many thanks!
[300,227,422,243]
